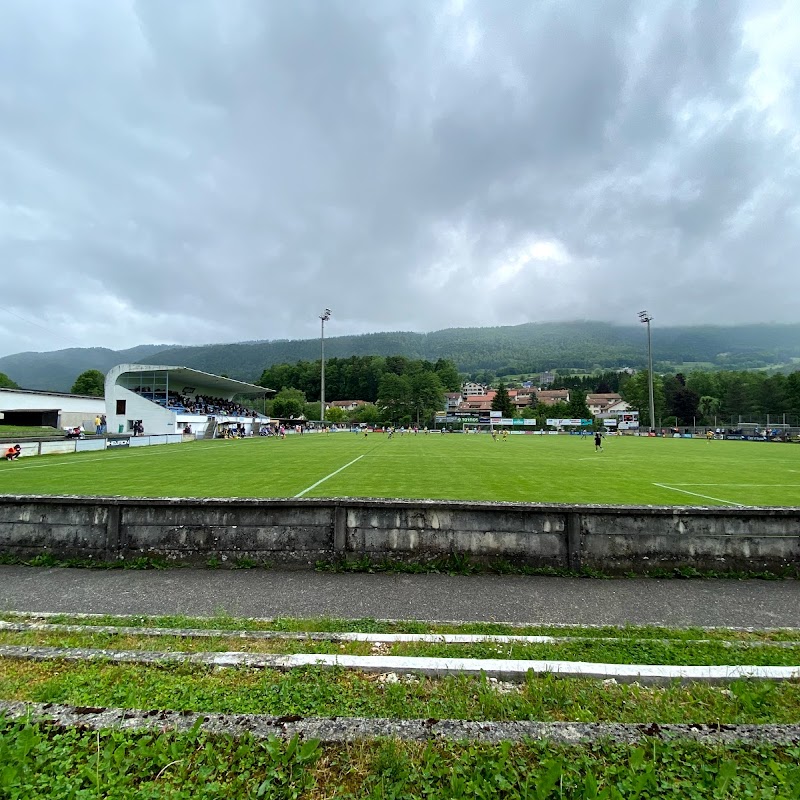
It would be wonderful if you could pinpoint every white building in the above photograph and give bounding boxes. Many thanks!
[0,387,104,430]
[104,364,272,437]
[461,382,488,396]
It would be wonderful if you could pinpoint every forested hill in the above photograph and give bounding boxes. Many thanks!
[139,322,800,382]
[4,322,800,391]
[0,345,170,392]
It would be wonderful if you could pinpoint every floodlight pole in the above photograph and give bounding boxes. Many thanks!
[638,311,656,433]
[320,309,331,425]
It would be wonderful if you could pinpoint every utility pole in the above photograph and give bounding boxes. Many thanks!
[638,311,656,433]
[319,308,331,424]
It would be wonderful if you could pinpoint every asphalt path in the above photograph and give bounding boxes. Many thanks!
[1,566,799,628]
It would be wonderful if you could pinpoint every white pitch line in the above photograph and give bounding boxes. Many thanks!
[294,454,365,498]
[671,484,798,488]
[653,483,746,507]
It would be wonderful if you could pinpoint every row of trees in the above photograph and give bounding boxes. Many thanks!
[258,355,461,402]
[261,356,462,426]
[618,370,800,428]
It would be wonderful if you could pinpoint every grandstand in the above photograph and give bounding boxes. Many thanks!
[104,364,273,438]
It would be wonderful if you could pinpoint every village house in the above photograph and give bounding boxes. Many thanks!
[585,393,624,416]
[532,388,570,406]
[460,381,489,396]
[326,400,368,412]
[445,391,463,411]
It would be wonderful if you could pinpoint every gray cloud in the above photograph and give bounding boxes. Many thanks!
[0,0,798,358]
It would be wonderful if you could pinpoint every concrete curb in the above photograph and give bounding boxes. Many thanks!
[1,644,798,684]
[3,620,800,649]
[2,700,800,745]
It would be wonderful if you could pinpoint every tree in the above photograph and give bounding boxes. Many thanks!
[0,372,19,389]
[621,370,665,428]
[377,373,413,424]
[348,403,381,426]
[433,359,461,392]
[324,405,347,424]
[594,379,612,394]
[71,369,105,396]
[671,386,700,425]
[567,392,591,421]
[697,395,721,424]
[271,388,307,419]
[491,383,514,417]
[410,371,445,426]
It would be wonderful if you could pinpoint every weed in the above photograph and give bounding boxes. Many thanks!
[0,715,320,798]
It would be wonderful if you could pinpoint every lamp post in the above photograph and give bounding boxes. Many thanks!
[319,308,331,424]
[638,311,656,433]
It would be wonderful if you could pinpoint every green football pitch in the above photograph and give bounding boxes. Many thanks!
[0,432,798,507]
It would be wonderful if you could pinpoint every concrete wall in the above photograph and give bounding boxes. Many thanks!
[0,496,798,572]
[0,435,184,458]
[108,387,177,436]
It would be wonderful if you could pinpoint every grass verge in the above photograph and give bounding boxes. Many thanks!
[2,629,800,665]
[2,715,800,799]
[2,661,800,724]
[3,612,798,642]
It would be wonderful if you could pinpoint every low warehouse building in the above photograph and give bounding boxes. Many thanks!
[0,388,104,431]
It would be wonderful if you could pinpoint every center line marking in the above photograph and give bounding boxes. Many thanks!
[653,483,746,507]
[294,455,365,498]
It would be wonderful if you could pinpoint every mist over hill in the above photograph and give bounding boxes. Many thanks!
[3,322,800,392]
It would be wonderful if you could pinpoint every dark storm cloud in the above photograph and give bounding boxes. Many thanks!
[0,0,797,357]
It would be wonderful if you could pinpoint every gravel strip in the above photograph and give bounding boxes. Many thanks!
[2,700,799,745]
[2,644,799,683]
[4,611,799,634]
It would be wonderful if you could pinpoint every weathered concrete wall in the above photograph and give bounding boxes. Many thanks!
[0,496,798,572]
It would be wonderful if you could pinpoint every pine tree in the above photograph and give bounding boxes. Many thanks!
[491,383,514,417]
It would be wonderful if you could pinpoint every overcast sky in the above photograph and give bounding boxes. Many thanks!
[1,0,798,358]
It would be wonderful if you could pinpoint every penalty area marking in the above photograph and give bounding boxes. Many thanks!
[294,454,365,498]
[653,483,746,507]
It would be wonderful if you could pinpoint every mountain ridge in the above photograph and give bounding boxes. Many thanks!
[3,322,800,392]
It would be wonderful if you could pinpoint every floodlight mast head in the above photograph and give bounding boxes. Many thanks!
[638,310,656,432]
[320,309,332,424]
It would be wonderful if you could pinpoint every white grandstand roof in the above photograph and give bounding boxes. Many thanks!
[112,364,272,395]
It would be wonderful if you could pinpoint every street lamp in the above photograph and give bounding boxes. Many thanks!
[320,308,331,424]
[638,311,656,433]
